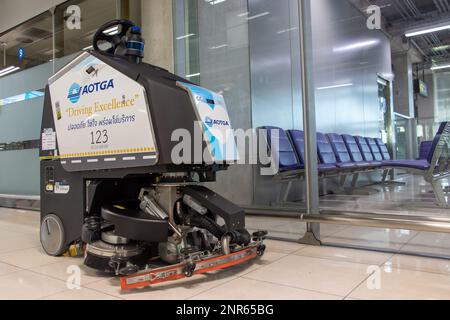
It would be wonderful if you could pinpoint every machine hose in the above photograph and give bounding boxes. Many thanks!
[186,214,251,247]
[187,214,225,240]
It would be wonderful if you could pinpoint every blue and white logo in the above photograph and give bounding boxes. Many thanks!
[67,83,82,104]
[204,116,230,128]
[205,117,214,127]
[67,79,114,104]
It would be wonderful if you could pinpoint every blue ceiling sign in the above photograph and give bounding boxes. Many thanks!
[18,48,24,60]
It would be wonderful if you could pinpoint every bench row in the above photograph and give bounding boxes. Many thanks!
[263,126,437,174]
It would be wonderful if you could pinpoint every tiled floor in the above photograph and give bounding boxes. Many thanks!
[248,175,450,257]
[1,207,450,300]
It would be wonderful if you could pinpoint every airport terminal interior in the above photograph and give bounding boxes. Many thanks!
[2,0,450,300]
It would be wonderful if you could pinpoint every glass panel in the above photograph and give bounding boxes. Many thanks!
[0,11,53,74]
[173,0,307,240]
[0,55,76,196]
[314,0,450,258]
[171,0,450,252]
[54,0,119,58]
[0,0,120,197]
[394,115,408,160]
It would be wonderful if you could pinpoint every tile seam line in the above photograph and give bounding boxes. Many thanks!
[343,270,376,300]
[289,251,380,267]
[25,266,113,286]
[187,253,290,300]
[239,276,346,299]
[55,286,127,301]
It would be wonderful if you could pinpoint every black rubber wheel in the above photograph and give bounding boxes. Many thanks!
[119,265,140,276]
[184,263,196,277]
[257,245,266,257]
[40,214,67,257]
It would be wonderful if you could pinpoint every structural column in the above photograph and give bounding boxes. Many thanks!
[299,0,321,244]
[141,0,174,72]
[392,51,419,159]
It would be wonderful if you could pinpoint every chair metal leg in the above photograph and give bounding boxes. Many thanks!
[351,173,359,189]
[375,169,406,186]
[283,180,294,203]
[431,179,449,208]
[381,169,389,183]
[339,174,347,187]
[275,180,294,206]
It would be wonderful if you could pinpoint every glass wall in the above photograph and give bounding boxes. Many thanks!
[173,0,393,241]
[0,0,121,196]
[173,0,305,239]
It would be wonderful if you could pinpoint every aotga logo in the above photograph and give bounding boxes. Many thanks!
[205,116,230,128]
[67,79,115,104]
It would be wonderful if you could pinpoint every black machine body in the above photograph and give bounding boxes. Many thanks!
[39,20,261,276]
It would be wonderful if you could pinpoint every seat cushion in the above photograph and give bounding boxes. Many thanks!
[342,134,364,162]
[319,163,338,172]
[354,161,372,168]
[327,133,352,163]
[354,136,375,161]
[428,134,442,164]
[375,138,391,161]
[418,141,433,160]
[366,138,384,161]
[262,126,302,172]
[287,130,306,164]
[336,162,357,169]
[382,160,430,171]
[317,133,337,165]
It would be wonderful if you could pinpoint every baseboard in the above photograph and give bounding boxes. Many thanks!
[0,194,40,211]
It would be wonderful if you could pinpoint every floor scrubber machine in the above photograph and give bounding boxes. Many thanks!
[39,19,266,290]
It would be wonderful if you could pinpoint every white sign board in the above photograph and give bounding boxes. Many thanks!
[42,128,56,151]
[177,82,239,162]
[48,53,157,163]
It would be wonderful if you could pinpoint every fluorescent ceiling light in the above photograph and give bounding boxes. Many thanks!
[186,73,200,78]
[206,0,226,4]
[246,12,270,21]
[317,83,353,90]
[433,44,450,51]
[83,45,94,51]
[0,66,16,74]
[237,12,249,17]
[176,33,195,40]
[0,66,20,77]
[333,40,379,52]
[431,64,450,71]
[277,27,297,35]
[103,26,119,35]
[209,44,228,50]
[406,23,450,37]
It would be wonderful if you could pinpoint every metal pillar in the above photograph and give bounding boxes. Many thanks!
[50,7,56,74]
[298,0,321,245]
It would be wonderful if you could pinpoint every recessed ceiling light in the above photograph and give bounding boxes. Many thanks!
[431,64,450,71]
[0,66,20,77]
[317,83,353,90]
[406,23,450,37]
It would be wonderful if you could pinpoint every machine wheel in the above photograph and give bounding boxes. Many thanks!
[184,263,196,277]
[257,245,266,257]
[40,214,67,256]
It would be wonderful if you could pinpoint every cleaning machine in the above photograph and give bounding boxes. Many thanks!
[39,20,266,290]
